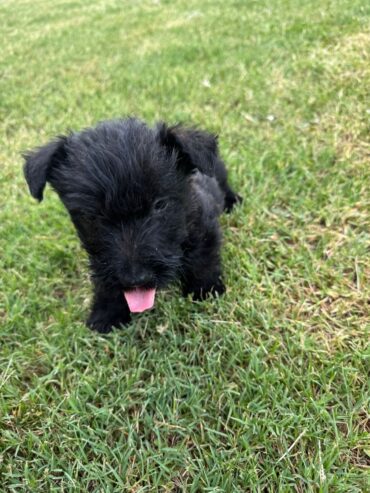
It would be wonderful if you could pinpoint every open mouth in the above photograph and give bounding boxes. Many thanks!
[123,288,156,313]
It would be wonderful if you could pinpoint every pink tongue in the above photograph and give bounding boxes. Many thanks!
[124,288,156,313]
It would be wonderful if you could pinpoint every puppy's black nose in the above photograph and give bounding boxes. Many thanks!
[135,272,153,286]
[120,270,153,288]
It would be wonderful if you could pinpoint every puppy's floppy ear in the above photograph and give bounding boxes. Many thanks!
[158,123,218,176]
[23,136,67,201]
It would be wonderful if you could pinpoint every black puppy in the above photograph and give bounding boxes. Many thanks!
[24,118,241,332]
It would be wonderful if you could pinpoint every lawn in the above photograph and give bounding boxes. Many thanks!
[0,0,369,491]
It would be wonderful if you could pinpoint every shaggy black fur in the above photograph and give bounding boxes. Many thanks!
[23,118,241,333]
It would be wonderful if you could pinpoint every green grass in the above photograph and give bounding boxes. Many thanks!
[1,0,369,491]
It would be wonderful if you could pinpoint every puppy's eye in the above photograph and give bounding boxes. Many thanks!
[153,199,168,212]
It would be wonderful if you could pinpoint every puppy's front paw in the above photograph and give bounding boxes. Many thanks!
[224,191,242,213]
[184,278,226,301]
[87,309,131,334]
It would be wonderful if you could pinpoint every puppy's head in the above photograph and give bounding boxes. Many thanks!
[24,118,218,312]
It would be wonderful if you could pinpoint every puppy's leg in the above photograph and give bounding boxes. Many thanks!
[214,158,242,213]
[87,283,131,333]
[182,225,226,300]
